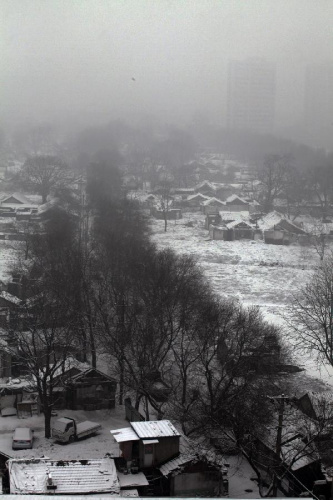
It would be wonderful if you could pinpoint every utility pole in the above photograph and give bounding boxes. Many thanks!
[268,393,289,497]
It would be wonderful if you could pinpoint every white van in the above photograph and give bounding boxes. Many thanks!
[12,427,33,450]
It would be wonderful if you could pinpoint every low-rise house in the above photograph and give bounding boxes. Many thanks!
[223,194,250,211]
[159,452,228,497]
[258,211,308,245]
[227,220,255,240]
[0,192,35,209]
[111,420,181,469]
[186,193,210,209]
[111,420,228,497]
[201,197,226,214]
[194,180,217,197]
[8,458,120,496]
[53,367,117,411]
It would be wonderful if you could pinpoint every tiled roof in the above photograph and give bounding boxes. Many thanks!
[130,420,180,438]
[8,458,120,495]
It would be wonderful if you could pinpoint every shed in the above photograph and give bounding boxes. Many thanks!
[159,454,228,497]
[59,368,117,411]
[110,420,181,469]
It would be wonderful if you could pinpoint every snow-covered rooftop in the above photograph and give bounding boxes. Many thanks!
[8,457,120,495]
[159,453,195,476]
[110,427,140,443]
[201,197,225,206]
[117,471,149,487]
[0,291,21,305]
[225,194,248,204]
[0,192,35,205]
[187,193,209,201]
[130,420,180,439]
[218,211,250,222]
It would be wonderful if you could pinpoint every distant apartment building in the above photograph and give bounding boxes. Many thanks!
[304,62,333,149]
[227,58,276,134]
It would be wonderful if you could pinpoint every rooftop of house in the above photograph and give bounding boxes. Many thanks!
[0,192,34,205]
[187,193,210,201]
[130,420,181,439]
[8,458,120,495]
[225,194,249,204]
[110,427,140,443]
[201,197,225,206]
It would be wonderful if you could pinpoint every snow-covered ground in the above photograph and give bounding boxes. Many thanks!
[150,213,333,388]
[0,406,127,461]
[0,242,20,283]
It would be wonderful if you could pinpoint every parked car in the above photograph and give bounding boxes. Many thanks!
[12,428,34,450]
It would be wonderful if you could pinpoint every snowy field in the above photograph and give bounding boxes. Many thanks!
[150,213,333,387]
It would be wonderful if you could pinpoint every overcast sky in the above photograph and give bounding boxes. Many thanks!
[1,0,332,130]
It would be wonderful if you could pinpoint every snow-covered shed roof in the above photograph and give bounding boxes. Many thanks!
[0,291,22,305]
[8,457,120,495]
[159,453,195,476]
[110,427,140,443]
[130,420,180,439]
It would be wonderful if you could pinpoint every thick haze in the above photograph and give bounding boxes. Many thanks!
[1,0,332,145]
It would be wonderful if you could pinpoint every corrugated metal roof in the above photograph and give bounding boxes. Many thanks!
[159,453,195,476]
[130,420,180,438]
[8,458,120,495]
[110,427,140,442]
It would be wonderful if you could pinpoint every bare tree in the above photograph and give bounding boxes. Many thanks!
[1,291,76,438]
[20,155,71,203]
[258,154,292,213]
[155,174,174,232]
[307,163,333,222]
[307,217,331,261]
[286,254,333,367]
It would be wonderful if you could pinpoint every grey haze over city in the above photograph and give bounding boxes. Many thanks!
[1,0,333,149]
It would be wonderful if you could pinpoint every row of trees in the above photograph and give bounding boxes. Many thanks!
[2,157,285,440]
[3,151,333,496]
[258,153,333,219]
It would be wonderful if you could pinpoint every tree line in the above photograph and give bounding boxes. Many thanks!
[3,151,333,496]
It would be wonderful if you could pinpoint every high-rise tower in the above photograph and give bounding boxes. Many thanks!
[227,59,276,134]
